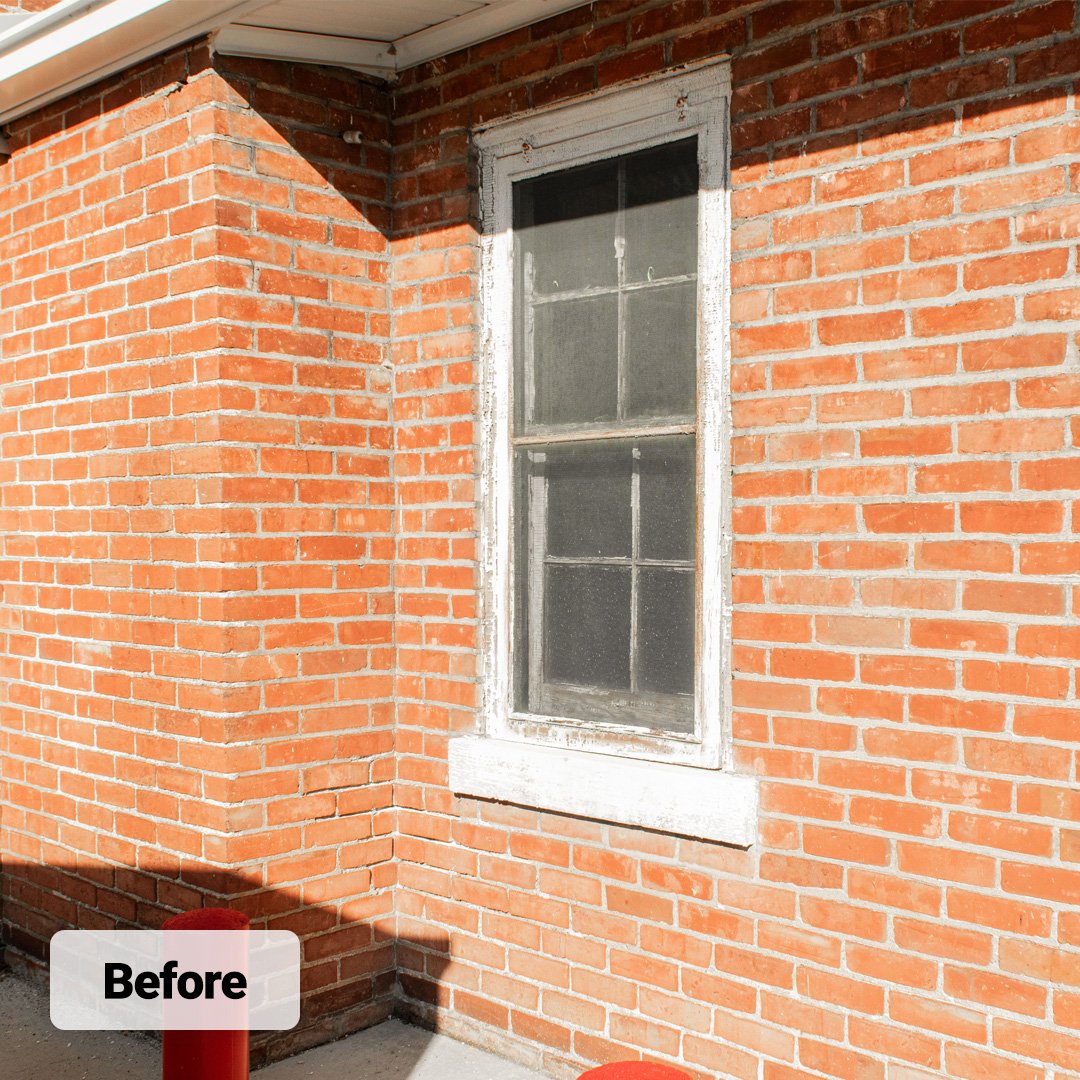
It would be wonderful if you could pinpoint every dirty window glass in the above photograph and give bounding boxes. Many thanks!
[511,138,699,734]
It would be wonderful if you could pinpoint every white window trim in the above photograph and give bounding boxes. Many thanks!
[451,62,757,846]
[449,736,758,846]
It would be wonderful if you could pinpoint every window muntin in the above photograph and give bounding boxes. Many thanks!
[477,62,730,768]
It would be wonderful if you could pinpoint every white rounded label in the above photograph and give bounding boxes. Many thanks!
[50,930,300,1030]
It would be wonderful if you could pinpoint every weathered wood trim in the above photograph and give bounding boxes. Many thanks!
[477,60,732,770]
[511,422,695,447]
[449,736,758,847]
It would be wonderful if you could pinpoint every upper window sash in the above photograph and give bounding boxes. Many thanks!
[476,62,732,769]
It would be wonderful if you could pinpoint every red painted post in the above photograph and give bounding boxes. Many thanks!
[578,1065,691,1080]
[162,908,250,1080]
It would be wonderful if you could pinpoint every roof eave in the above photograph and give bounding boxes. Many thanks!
[0,0,276,127]
[0,0,592,128]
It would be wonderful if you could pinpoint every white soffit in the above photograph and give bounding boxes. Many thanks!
[234,0,487,42]
[0,0,592,126]
[214,0,593,77]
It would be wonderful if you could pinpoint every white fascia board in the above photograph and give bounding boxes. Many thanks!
[449,736,759,847]
[0,0,97,51]
[392,0,592,71]
[212,25,397,77]
[0,0,271,126]
[0,13,32,37]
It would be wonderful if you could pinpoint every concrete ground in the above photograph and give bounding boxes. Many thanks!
[257,1020,552,1080]
[1,970,158,1080]
[0,970,551,1080]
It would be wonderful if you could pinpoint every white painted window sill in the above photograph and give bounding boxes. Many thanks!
[448,736,758,847]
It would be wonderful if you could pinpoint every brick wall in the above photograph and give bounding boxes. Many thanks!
[0,1,61,12]
[390,1,1080,1077]
[0,41,398,1059]
[0,0,1078,1076]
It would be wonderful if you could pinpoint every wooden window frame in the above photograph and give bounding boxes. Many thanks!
[476,61,732,769]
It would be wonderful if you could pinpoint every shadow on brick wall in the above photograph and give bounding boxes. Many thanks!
[0,860,450,1069]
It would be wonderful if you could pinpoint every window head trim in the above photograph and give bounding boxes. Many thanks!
[476,62,732,769]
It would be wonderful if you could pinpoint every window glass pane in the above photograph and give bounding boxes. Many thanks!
[533,295,619,426]
[546,444,632,558]
[512,449,532,714]
[625,137,698,283]
[545,565,632,690]
[515,160,618,295]
[508,135,705,735]
[625,282,696,419]
[638,567,695,697]
[640,435,696,562]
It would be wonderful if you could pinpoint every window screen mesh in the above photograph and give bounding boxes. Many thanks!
[511,138,699,735]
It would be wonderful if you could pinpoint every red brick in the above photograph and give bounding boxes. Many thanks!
[960,500,1064,534]
[963,580,1064,616]
[948,889,1053,938]
[945,1044,1042,1080]
[964,1,1074,53]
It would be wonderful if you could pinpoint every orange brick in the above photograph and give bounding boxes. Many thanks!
[947,888,1053,937]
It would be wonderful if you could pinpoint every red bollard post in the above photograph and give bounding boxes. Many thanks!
[162,908,250,1080]
[578,1066,691,1080]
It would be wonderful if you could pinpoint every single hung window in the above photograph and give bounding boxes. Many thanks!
[475,62,731,769]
